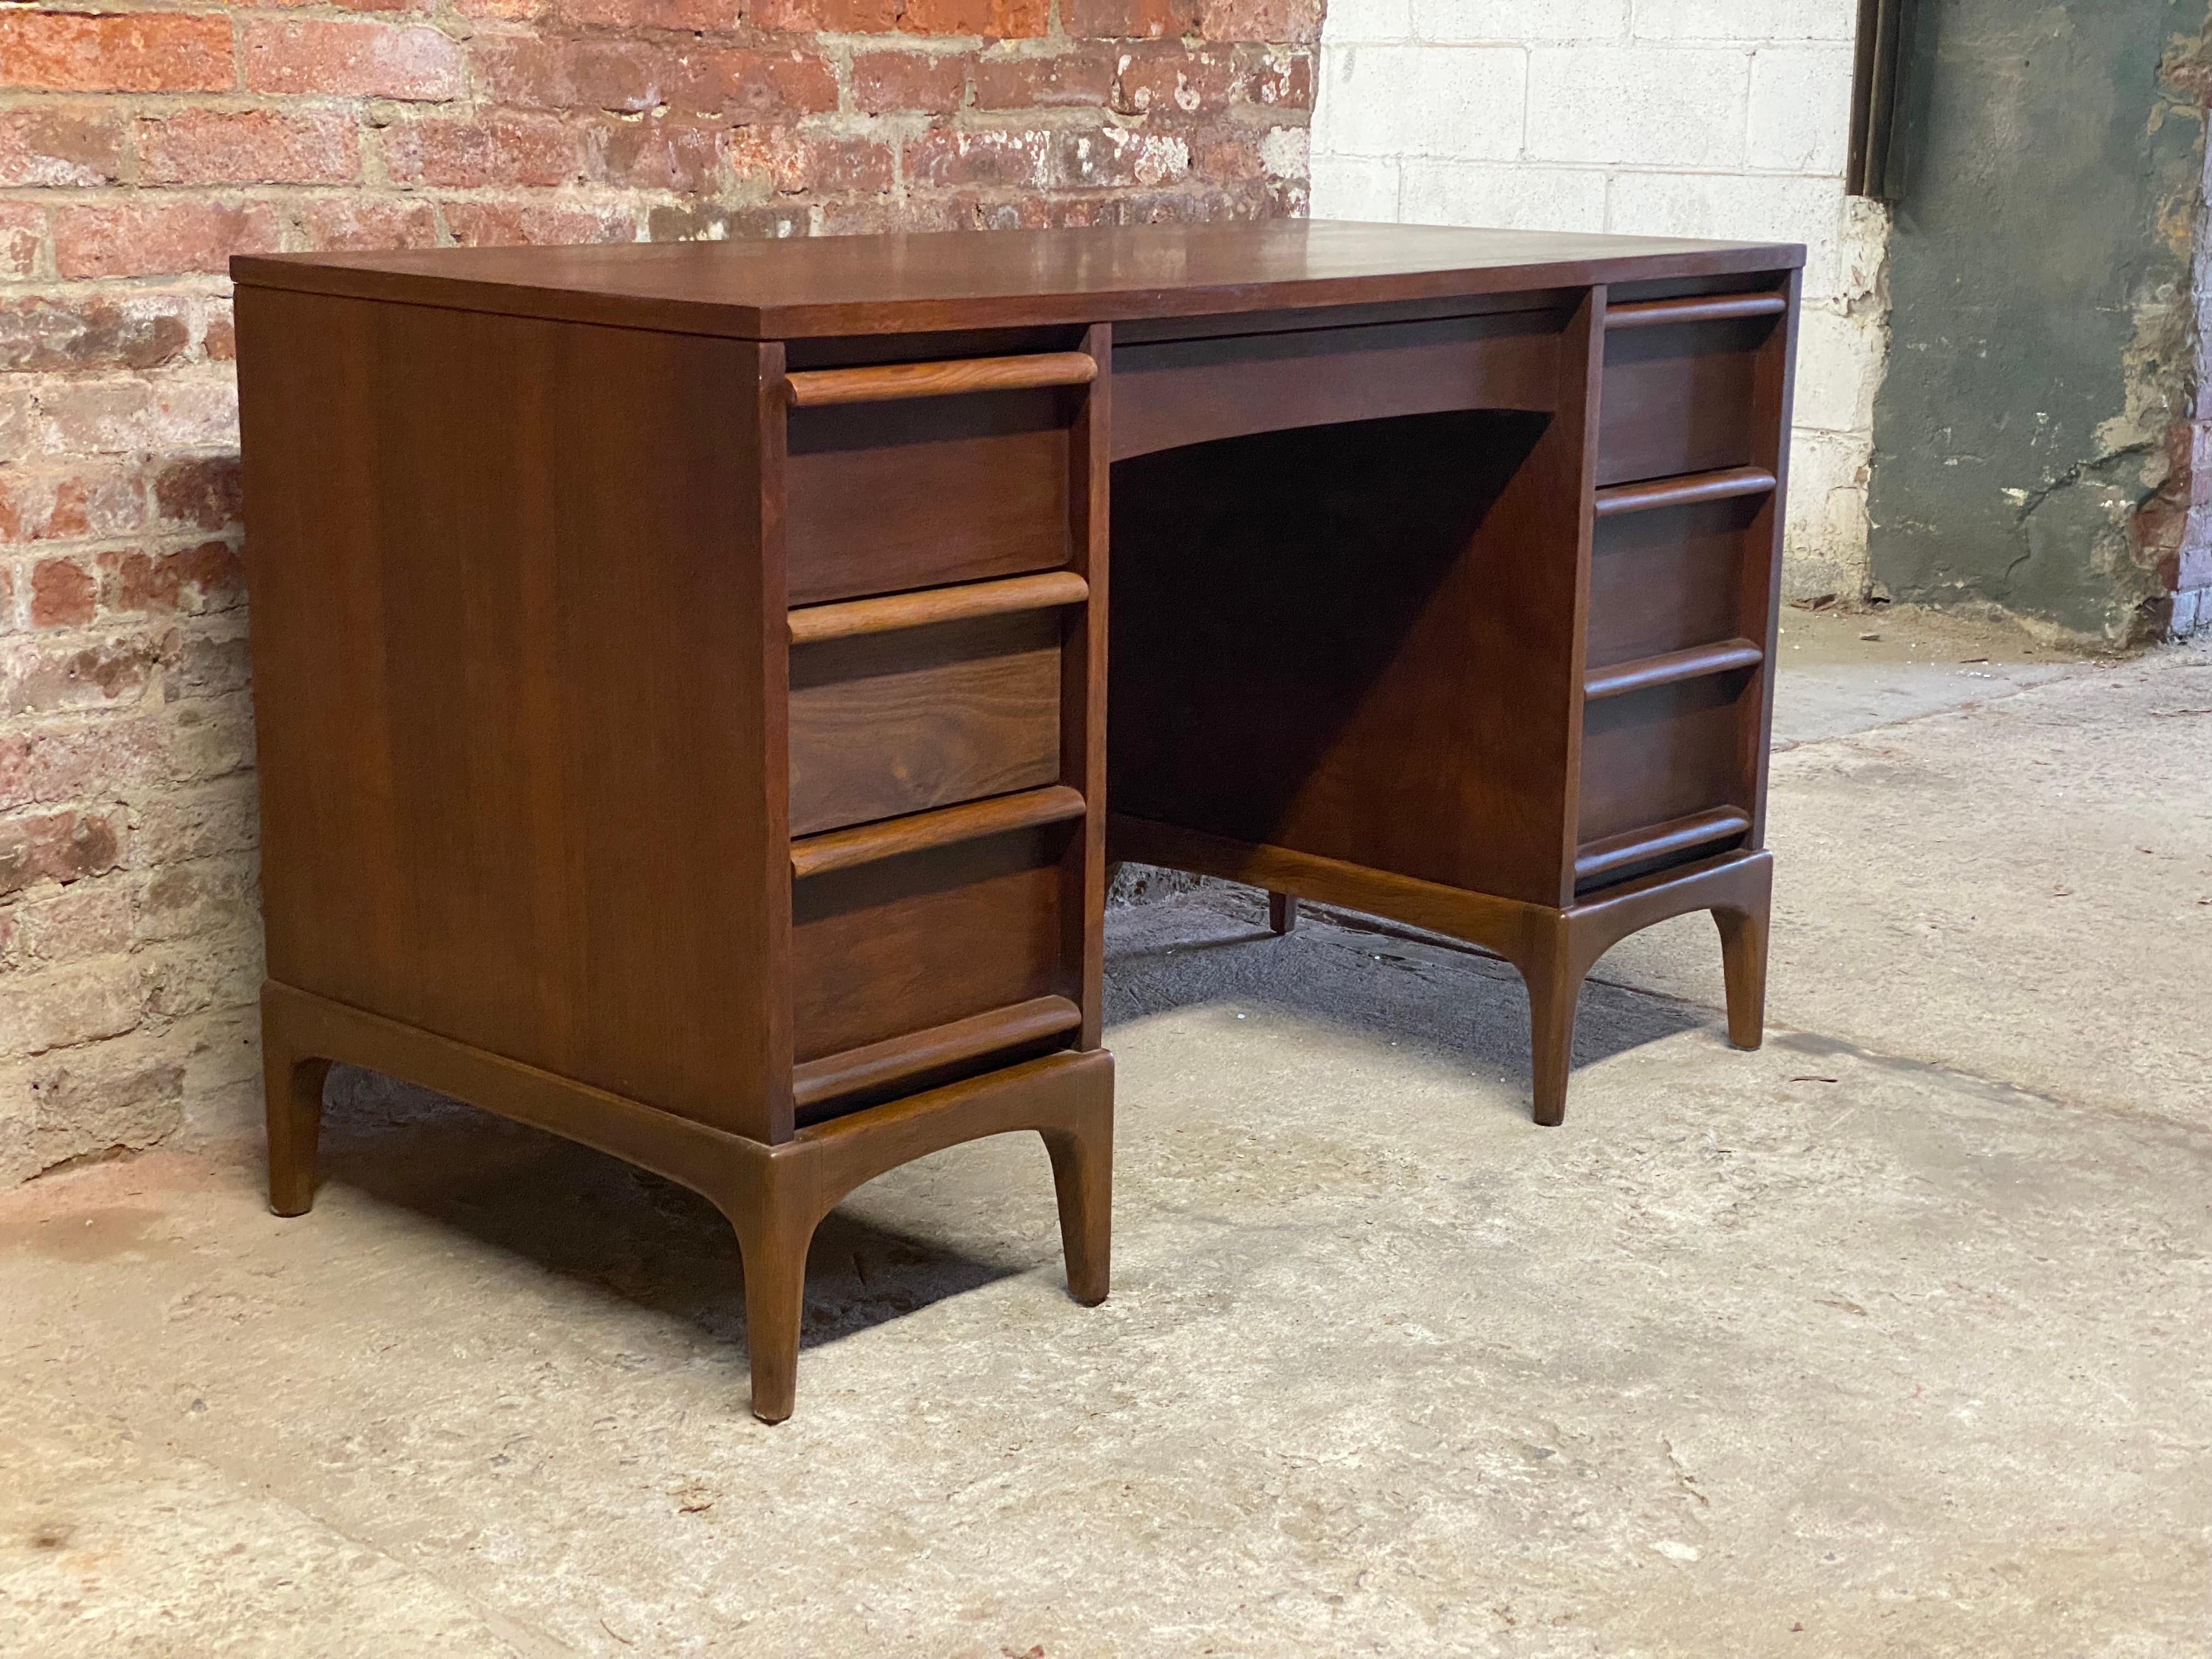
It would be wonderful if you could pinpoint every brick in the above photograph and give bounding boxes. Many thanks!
[0,630,165,716]
[26,1043,184,1169]
[382,111,581,188]
[595,120,726,193]
[33,377,236,458]
[904,127,1049,190]
[0,297,191,375]
[443,199,638,246]
[142,924,263,1023]
[1110,46,1236,116]
[298,196,440,252]
[1198,0,1321,41]
[0,807,126,899]
[850,52,971,115]
[201,304,236,362]
[3,881,134,970]
[976,48,1116,110]
[129,775,263,868]
[1050,125,1188,188]
[0,959,144,1060]
[900,0,1048,37]
[1062,0,1198,41]
[0,715,170,808]
[0,462,145,547]
[0,105,128,187]
[643,201,808,242]
[242,20,466,103]
[673,49,839,120]
[139,109,362,187]
[1409,0,1626,41]
[559,0,739,27]
[52,201,282,280]
[1242,48,1313,108]
[152,458,245,533]
[0,205,41,280]
[761,0,896,27]
[458,0,550,19]
[1748,45,1853,174]
[730,129,894,195]
[167,628,252,701]
[474,38,674,112]
[29,558,96,628]
[0,12,234,94]
[134,856,257,948]
[99,541,247,618]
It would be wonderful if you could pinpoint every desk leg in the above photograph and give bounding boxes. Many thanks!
[1712,856,1773,1050]
[1268,892,1298,935]
[1511,919,1587,1131]
[261,983,331,1218]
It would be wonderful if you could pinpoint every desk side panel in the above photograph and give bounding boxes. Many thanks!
[237,289,788,1139]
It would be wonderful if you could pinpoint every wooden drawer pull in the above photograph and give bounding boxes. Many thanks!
[1605,293,1788,331]
[1583,638,1764,702]
[789,571,1089,645]
[793,995,1082,1123]
[786,352,1098,408]
[792,785,1086,879]
[1594,466,1777,518]
[1575,806,1753,887]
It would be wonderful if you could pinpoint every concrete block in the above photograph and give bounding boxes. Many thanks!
[1317,43,1525,160]
[1310,154,1401,218]
[1401,158,1606,232]
[1631,0,1855,43]
[1526,46,1748,169]
[1749,44,1853,173]
[1793,300,1885,435]
[1411,0,1629,44]
[1607,168,1842,298]
[1317,0,1412,42]
[1782,424,1872,597]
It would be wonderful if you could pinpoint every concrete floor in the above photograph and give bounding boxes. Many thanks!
[3,609,2209,1657]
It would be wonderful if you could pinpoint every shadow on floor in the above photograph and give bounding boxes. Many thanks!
[303,1068,1026,1355]
[1104,894,1717,1085]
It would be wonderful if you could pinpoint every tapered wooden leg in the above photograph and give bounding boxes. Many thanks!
[1713,901,1769,1050]
[263,1008,331,1217]
[1515,931,1587,1130]
[1041,1114,1113,1306]
[730,1204,818,1425]
[1268,891,1298,935]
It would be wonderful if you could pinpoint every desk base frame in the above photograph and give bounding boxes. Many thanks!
[262,981,1113,1423]
[1113,819,1771,1127]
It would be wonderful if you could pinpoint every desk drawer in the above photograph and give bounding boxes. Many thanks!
[785,388,1075,606]
[789,608,1063,837]
[791,821,1076,1065]
[1597,310,1777,487]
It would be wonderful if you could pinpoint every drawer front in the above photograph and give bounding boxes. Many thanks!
[1577,673,1756,846]
[1597,313,1774,487]
[791,825,1074,1064]
[785,388,1074,606]
[1111,307,1564,461]
[788,610,1063,837]
[1587,494,1758,670]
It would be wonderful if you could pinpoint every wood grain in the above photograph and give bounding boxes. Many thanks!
[785,388,1074,606]
[788,571,1088,644]
[236,288,791,1142]
[791,994,1081,1124]
[788,610,1063,837]
[789,785,1087,879]
[233,221,1807,340]
[787,352,1097,405]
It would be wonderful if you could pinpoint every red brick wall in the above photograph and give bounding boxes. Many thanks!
[0,1,1319,1182]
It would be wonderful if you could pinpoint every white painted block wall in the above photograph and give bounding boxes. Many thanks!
[1311,0,1886,597]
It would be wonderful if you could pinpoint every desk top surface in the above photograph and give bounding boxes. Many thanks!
[233,219,1804,340]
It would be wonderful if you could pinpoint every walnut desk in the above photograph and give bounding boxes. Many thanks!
[232,222,1803,1421]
